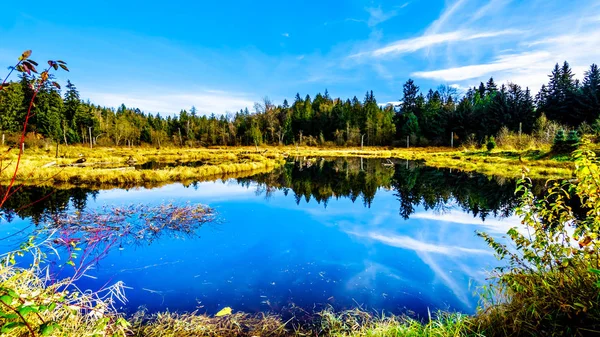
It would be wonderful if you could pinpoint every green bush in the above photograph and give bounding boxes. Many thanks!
[486,136,496,151]
[566,130,581,147]
[553,128,566,145]
[477,143,600,336]
[592,118,600,136]
[552,129,580,153]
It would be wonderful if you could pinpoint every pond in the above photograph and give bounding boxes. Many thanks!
[0,157,528,319]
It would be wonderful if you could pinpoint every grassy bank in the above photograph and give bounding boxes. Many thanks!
[130,308,476,337]
[0,146,285,187]
[0,144,587,188]
[277,145,576,179]
[393,148,574,180]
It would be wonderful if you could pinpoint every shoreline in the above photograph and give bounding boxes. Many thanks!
[0,145,576,189]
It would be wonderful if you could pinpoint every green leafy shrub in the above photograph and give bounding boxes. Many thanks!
[553,128,566,146]
[477,142,600,336]
[592,118,600,135]
[486,136,496,151]
[552,129,580,153]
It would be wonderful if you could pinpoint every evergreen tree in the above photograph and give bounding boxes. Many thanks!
[0,82,25,133]
[63,80,80,122]
[30,81,63,140]
[576,64,600,124]
[486,77,498,94]
[542,62,578,125]
[397,79,421,138]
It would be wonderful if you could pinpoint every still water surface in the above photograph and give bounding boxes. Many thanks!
[0,158,524,317]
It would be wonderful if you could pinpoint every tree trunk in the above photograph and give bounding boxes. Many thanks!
[63,121,68,145]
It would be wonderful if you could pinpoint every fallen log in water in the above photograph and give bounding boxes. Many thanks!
[57,161,129,168]
[58,163,92,168]
[97,167,136,171]
[41,161,56,168]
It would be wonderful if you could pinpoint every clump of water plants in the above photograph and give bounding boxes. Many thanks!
[0,202,216,336]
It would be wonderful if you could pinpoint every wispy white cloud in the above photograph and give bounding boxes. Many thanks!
[339,0,600,94]
[366,6,399,27]
[352,29,521,58]
[99,180,256,202]
[282,33,290,38]
[468,0,512,23]
[412,25,600,90]
[387,0,600,91]
[411,51,551,81]
[86,89,256,115]
[411,210,521,235]
[347,230,493,256]
[424,0,469,35]
[327,3,408,29]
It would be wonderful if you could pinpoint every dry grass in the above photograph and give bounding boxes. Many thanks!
[130,307,479,337]
[0,143,585,188]
[392,149,574,180]
[0,145,285,187]
[0,263,129,336]
[317,308,479,337]
[131,311,289,337]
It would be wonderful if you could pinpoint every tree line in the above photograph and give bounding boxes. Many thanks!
[2,157,536,223]
[0,61,598,147]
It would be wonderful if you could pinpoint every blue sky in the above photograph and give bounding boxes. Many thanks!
[2,0,600,115]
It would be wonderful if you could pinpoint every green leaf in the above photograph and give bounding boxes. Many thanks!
[94,317,110,331]
[0,295,14,305]
[115,317,130,327]
[18,306,39,316]
[39,321,60,336]
[0,313,18,319]
[1,322,25,332]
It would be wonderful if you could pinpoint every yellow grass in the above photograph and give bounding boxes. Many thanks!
[0,264,130,336]
[0,146,285,187]
[0,144,580,188]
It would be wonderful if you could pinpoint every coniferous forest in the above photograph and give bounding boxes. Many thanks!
[1,61,599,148]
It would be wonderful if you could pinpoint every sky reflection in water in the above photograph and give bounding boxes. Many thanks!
[86,181,513,316]
[0,160,521,317]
